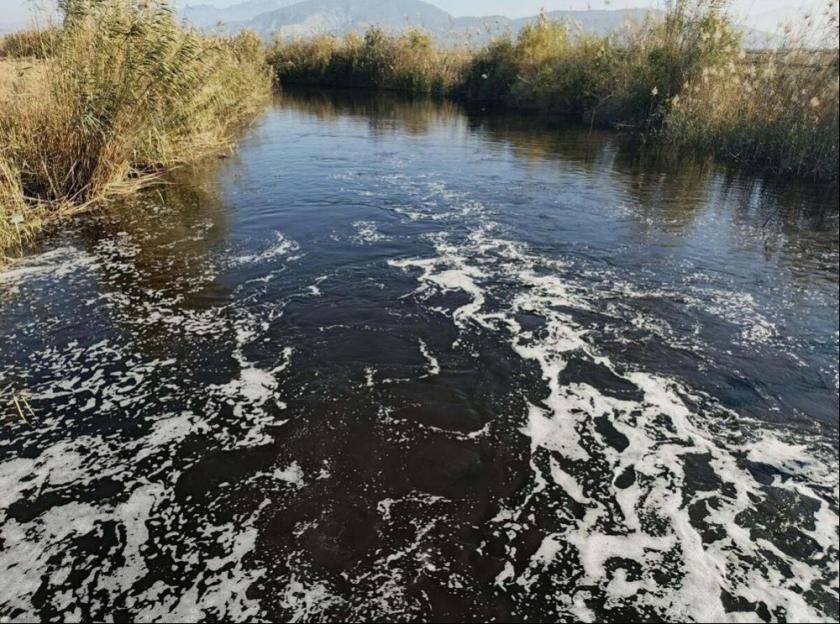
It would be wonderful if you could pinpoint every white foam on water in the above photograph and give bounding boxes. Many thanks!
[391,181,839,621]
[0,247,97,287]
[306,275,329,297]
[364,367,376,388]
[0,428,268,623]
[273,462,306,487]
[278,576,341,623]
[417,339,440,376]
[0,227,304,621]
[1,172,837,622]
[548,458,589,505]
[212,316,293,448]
[134,413,209,464]
[351,221,387,244]
[136,507,268,623]
[232,232,300,266]
[389,255,488,332]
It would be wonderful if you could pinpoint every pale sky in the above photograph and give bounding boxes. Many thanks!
[0,0,821,25]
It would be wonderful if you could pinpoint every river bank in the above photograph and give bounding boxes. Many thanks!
[0,1,271,266]
[269,3,839,181]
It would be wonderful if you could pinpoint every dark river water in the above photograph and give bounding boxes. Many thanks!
[1,89,838,622]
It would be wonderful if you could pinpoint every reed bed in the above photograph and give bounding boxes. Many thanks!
[269,27,469,95]
[0,0,271,265]
[0,27,59,59]
[270,0,838,180]
[665,3,839,180]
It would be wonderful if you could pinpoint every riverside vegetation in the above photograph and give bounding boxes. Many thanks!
[0,0,271,266]
[269,0,839,179]
[1,0,838,263]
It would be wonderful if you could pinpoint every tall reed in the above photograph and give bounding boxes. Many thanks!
[665,1,839,179]
[269,27,468,95]
[0,0,271,264]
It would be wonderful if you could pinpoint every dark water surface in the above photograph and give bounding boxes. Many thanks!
[1,89,838,622]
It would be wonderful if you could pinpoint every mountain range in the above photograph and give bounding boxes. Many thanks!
[182,0,781,47]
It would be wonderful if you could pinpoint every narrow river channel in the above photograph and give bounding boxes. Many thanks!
[1,89,838,622]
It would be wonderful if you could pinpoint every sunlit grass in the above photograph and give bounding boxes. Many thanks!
[0,0,272,266]
[269,27,470,95]
[666,2,839,179]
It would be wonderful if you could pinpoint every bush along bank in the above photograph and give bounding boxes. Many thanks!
[269,0,839,181]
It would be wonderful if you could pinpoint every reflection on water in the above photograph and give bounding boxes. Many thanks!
[280,87,838,284]
[1,88,838,623]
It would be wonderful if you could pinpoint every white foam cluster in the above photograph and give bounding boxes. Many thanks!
[212,313,293,448]
[232,232,301,266]
[0,410,269,621]
[417,339,441,377]
[351,221,387,244]
[0,247,97,289]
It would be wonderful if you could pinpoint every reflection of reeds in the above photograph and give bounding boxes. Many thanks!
[0,0,272,265]
[276,87,464,136]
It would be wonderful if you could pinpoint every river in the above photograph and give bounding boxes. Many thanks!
[1,89,838,622]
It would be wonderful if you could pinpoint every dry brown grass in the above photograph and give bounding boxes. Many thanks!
[0,59,46,94]
[0,1,272,267]
[666,2,839,180]
[0,60,50,265]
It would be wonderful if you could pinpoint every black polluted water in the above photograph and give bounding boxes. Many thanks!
[1,89,838,622]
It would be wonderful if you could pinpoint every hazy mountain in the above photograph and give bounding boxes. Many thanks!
[458,9,663,41]
[218,0,661,42]
[224,0,453,39]
[183,0,778,48]
[182,0,301,28]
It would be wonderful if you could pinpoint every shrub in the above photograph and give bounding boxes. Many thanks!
[458,37,519,102]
